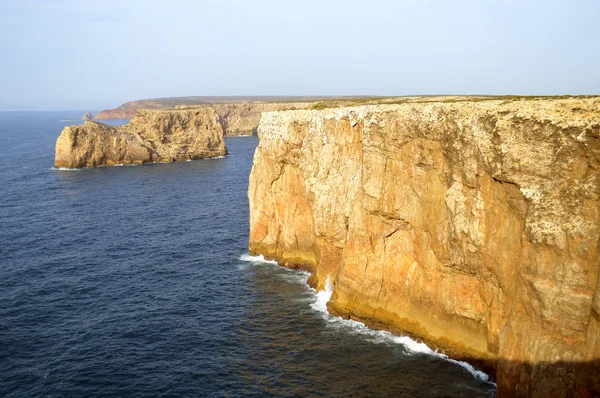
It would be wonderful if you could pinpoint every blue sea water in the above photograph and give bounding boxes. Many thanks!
[0,112,496,397]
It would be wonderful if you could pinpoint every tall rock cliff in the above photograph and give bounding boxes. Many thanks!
[55,108,227,168]
[95,102,312,135]
[92,96,346,122]
[214,102,312,136]
[248,97,600,397]
[174,102,313,136]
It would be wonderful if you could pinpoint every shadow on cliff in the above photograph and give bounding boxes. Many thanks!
[491,358,600,397]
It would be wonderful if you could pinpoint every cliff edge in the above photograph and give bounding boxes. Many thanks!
[177,102,313,136]
[93,96,379,136]
[248,97,600,397]
[55,108,227,168]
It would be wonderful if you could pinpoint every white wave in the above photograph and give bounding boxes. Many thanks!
[278,273,311,284]
[59,119,74,122]
[377,330,489,380]
[250,253,492,384]
[309,281,492,383]
[318,304,491,382]
[445,357,491,382]
[208,155,227,159]
[311,273,333,313]
[238,253,278,265]
[51,167,81,171]
[238,252,493,384]
[390,334,434,354]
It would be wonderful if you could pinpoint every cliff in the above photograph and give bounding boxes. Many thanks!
[93,96,373,134]
[248,97,600,397]
[81,112,93,121]
[94,109,138,120]
[55,108,227,168]
[94,103,310,134]
[176,103,313,136]
[92,96,341,122]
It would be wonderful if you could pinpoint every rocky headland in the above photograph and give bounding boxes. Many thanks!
[248,96,600,397]
[93,109,138,120]
[178,102,314,136]
[92,96,377,136]
[55,107,227,168]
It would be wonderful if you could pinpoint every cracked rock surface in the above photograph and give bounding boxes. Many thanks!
[54,108,227,168]
[248,97,600,396]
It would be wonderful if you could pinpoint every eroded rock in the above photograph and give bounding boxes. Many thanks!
[55,108,227,168]
[180,102,314,136]
[248,97,600,397]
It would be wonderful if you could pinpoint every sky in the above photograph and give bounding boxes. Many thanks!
[0,0,598,110]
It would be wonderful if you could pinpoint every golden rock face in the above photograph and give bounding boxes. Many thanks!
[179,102,315,136]
[94,102,315,136]
[54,108,228,169]
[248,97,600,396]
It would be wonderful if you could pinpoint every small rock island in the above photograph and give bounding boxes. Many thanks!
[55,107,227,169]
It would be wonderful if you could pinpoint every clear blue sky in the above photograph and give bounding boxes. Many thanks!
[0,0,598,110]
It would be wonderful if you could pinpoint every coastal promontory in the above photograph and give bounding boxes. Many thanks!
[55,107,227,168]
[248,96,600,397]
[92,96,368,136]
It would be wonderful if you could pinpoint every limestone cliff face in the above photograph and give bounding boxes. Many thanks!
[96,101,313,134]
[248,98,600,397]
[94,109,137,120]
[55,108,227,168]
[181,103,313,136]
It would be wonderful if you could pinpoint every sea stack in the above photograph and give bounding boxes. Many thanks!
[248,97,600,397]
[81,112,93,121]
[55,108,227,168]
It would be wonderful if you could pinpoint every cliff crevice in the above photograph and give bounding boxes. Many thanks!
[248,97,600,397]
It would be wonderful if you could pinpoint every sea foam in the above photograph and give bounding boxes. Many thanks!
[311,273,334,313]
[239,253,278,265]
[51,167,81,171]
[239,252,494,384]
[310,272,492,383]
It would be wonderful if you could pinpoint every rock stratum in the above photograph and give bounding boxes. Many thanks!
[94,103,312,136]
[55,108,227,168]
[92,96,375,136]
[93,109,138,120]
[178,102,314,136]
[248,97,600,397]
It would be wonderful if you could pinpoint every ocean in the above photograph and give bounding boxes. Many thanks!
[0,112,496,397]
